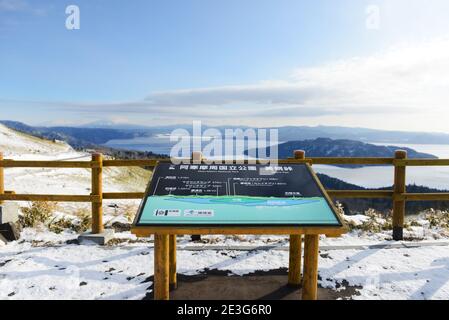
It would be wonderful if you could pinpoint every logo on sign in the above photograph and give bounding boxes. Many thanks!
[184,209,214,217]
[154,209,181,217]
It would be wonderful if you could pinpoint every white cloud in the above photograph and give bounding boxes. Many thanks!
[136,38,449,130]
[0,0,27,12]
[3,38,449,131]
[0,0,46,16]
[140,38,449,113]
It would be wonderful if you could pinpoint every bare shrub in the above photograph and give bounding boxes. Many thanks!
[122,203,138,223]
[20,202,58,228]
[48,208,91,234]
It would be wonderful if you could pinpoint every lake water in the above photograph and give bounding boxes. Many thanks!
[104,137,449,190]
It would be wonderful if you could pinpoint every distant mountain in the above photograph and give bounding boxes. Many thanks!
[63,122,449,145]
[317,173,449,214]
[273,125,449,145]
[0,120,145,149]
[79,120,154,130]
[246,138,437,165]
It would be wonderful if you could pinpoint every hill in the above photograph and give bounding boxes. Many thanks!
[274,125,449,144]
[317,173,449,214]
[0,123,74,158]
[0,120,166,159]
[0,123,151,214]
[81,122,449,145]
[246,138,437,166]
[0,120,144,149]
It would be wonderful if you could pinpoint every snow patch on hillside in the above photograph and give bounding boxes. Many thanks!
[0,123,150,219]
[0,124,75,158]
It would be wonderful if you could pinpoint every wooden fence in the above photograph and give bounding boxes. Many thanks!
[1,150,449,240]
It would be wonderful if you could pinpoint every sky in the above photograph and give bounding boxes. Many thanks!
[1,0,449,132]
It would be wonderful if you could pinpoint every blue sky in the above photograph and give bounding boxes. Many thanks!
[1,0,449,132]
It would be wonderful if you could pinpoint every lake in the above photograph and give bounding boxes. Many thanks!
[104,137,449,190]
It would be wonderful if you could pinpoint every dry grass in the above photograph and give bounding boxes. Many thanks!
[122,203,138,223]
[20,201,58,228]
[423,209,449,228]
[48,207,91,234]
[345,209,394,233]
[20,202,91,234]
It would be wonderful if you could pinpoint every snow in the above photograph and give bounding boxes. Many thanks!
[2,123,449,300]
[1,123,149,218]
[0,124,73,158]
[2,232,449,300]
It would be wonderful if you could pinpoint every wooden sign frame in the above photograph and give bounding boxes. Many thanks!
[131,162,347,301]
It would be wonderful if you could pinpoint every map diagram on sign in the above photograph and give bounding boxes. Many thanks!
[134,163,342,227]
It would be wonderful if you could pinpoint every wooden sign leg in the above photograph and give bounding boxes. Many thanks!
[289,150,305,287]
[169,235,177,290]
[288,234,302,287]
[154,234,170,300]
[302,234,319,300]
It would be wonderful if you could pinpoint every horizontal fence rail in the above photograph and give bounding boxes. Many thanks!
[0,160,99,168]
[1,150,449,241]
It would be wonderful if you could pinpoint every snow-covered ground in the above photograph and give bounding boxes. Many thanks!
[1,123,449,300]
[2,229,449,300]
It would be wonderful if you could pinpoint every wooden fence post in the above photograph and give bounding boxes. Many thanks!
[0,152,4,205]
[393,150,407,241]
[191,152,203,242]
[91,153,104,234]
[192,151,203,164]
[169,234,177,290]
[302,234,319,300]
[154,233,170,300]
[288,150,305,287]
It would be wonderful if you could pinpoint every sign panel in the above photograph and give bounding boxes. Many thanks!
[134,163,342,227]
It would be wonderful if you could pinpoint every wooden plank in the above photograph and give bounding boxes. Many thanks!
[102,157,395,166]
[276,159,313,165]
[302,234,319,300]
[154,234,170,300]
[103,192,144,199]
[0,152,4,205]
[0,194,99,202]
[327,190,394,198]
[309,157,393,165]
[102,159,159,167]
[396,193,449,201]
[288,234,302,287]
[131,226,347,237]
[393,150,407,241]
[394,159,449,166]
[91,153,103,234]
[169,235,177,290]
[288,150,305,287]
[0,160,97,168]
[3,157,449,169]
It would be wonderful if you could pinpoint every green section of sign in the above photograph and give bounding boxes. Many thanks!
[138,195,340,226]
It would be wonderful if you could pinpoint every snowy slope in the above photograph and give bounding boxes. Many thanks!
[0,123,150,218]
[0,124,76,159]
